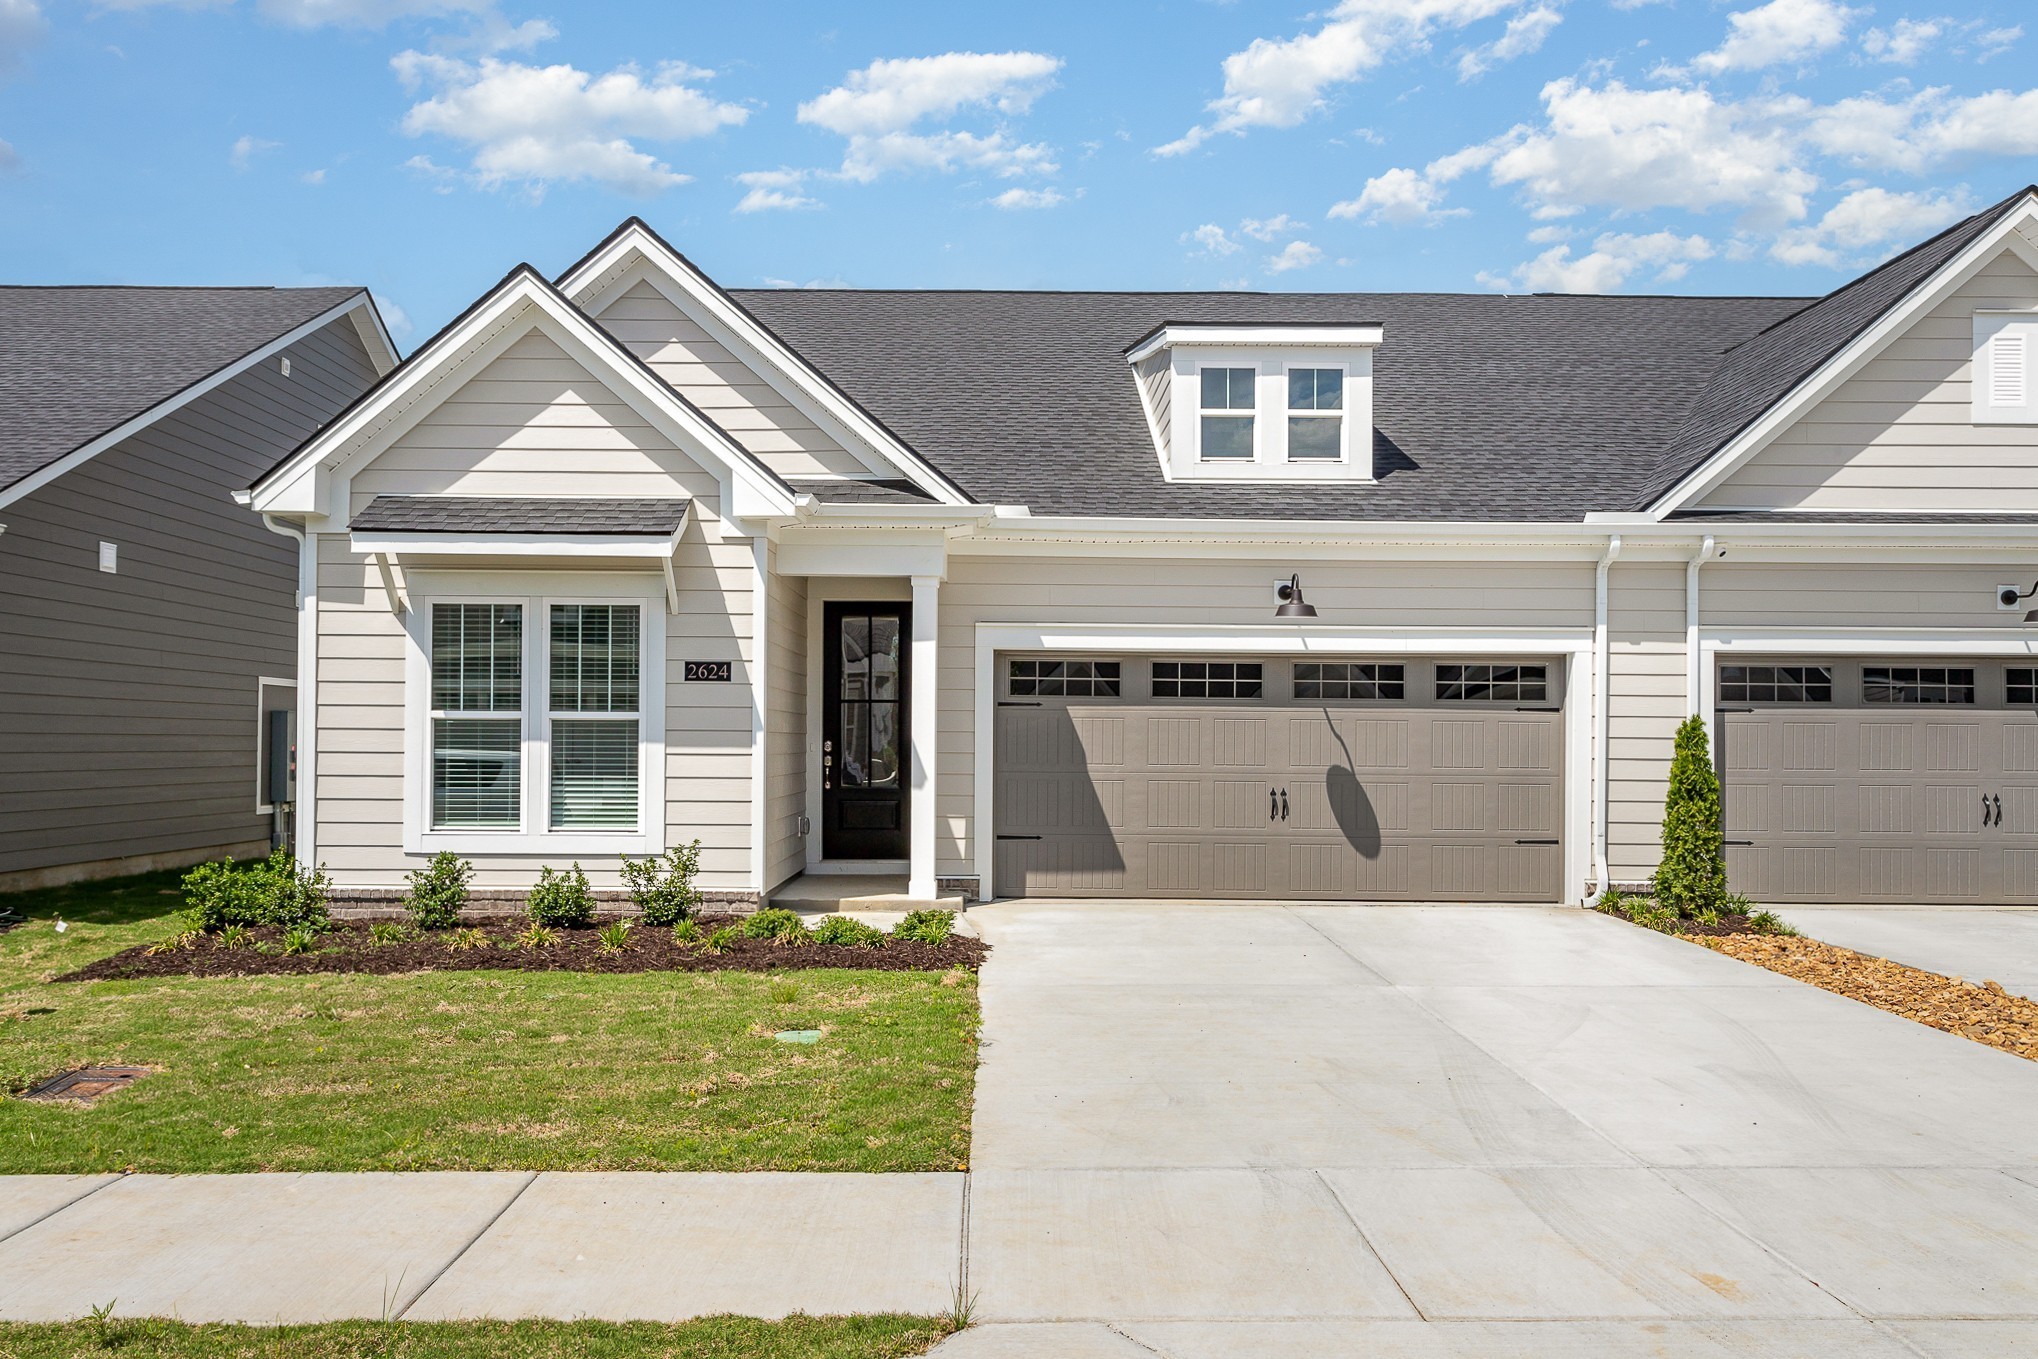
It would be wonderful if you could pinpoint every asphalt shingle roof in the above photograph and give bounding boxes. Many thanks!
[785,477,938,505]
[0,285,362,496]
[350,496,692,535]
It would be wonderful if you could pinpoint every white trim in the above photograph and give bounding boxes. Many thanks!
[968,622,1596,904]
[1126,323,1384,365]
[402,577,667,857]
[350,530,686,558]
[909,574,940,899]
[1652,196,2038,518]
[1282,361,1351,468]
[751,537,770,893]
[1592,536,1621,891]
[255,676,297,816]
[298,531,320,867]
[0,295,389,514]
[557,225,972,507]
[1685,535,1716,717]
[1193,360,1261,464]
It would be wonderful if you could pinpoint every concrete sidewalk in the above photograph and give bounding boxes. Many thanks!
[1778,905,2038,999]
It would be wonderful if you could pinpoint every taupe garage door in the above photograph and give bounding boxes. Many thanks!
[1723,660,2038,904]
[993,657,1564,901]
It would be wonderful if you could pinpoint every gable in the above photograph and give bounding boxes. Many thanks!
[589,279,874,480]
[1698,245,2038,513]
[349,330,719,517]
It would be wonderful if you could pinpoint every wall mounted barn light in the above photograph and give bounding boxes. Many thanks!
[1276,574,1318,620]
[1999,580,2038,623]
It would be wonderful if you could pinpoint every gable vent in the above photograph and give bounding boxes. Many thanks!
[1992,331,2028,407]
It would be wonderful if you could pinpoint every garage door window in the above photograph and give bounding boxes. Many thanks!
[1719,665,1832,704]
[1436,663,1547,702]
[1863,666,1976,704]
[1010,658,1121,698]
[1294,662,1403,700]
[2010,669,2038,705]
[1153,661,1263,699]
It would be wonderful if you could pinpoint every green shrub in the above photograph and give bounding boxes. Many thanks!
[1593,886,1630,915]
[670,918,704,947]
[404,851,472,930]
[448,927,490,951]
[812,915,887,948]
[181,849,331,933]
[1747,909,1798,937]
[512,921,557,950]
[705,925,740,954]
[620,841,704,927]
[526,864,596,929]
[368,920,410,945]
[279,923,320,955]
[1656,714,1727,918]
[597,919,635,953]
[213,924,253,951]
[742,908,811,944]
[893,909,957,945]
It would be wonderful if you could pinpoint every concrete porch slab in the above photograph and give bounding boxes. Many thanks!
[767,873,967,917]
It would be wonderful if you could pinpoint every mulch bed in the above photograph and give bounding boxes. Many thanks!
[55,915,986,983]
[1669,912,1784,938]
[1695,933,2038,1063]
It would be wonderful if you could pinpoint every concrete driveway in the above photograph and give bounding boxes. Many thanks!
[1777,906,2038,1000]
[942,902,2038,1357]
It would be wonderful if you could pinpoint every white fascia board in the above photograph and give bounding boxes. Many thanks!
[558,225,972,508]
[350,531,682,558]
[777,535,948,579]
[2,294,378,515]
[1651,198,2038,519]
[1125,323,1385,365]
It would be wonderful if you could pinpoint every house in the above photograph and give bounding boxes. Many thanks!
[0,286,395,890]
[246,184,2038,910]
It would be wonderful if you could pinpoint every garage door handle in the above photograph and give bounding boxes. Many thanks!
[996,834,1042,841]
[1513,838,1558,845]
[1280,789,1289,821]
[1724,840,1753,847]
[1270,788,1279,821]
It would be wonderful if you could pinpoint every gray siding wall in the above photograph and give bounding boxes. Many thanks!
[0,314,382,885]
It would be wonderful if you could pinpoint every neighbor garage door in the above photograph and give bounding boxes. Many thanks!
[1723,659,2038,904]
[993,657,1564,901]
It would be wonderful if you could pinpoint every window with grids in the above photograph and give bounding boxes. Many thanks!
[2011,669,2038,705]
[1286,367,1344,461]
[1436,663,1548,703]
[1199,366,1256,460]
[548,604,643,829]
[1863,666,1976,705]
[1152,660,1263,699]
[1009,658,1121,698]
[430,604,524,830]
[1718,664,1832,704]
[1294,662,1403,700]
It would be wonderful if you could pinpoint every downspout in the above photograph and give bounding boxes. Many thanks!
[1593,534,1622,896]
[259,514,310,860]
[1685,535,1716,717]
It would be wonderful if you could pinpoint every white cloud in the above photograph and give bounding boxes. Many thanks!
[734,168,819,213]
[0,0,43,75]
[229,133,279,169]
[1157,0,1528,155]
[1769,185,1972,265]
[1458,3,1561,80]
[1689,0,1859,74]
[988,186,1067,209]
[1266,239,1324,273]
[1185,223,1241,255]
[798,51,1063,183]
[1328,145,1490,224]
[1488,78,1816,228]
[256,0,488,24]
[392,52,746,196]
[1860,17,1941,65]
[1804,86,2038,173]
[1980,26,2022,59]
[1240,213,1301,241]
[1486,229,1713,292]
[301,167,326,184]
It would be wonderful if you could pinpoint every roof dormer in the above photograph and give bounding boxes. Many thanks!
[1125,323,1383,484]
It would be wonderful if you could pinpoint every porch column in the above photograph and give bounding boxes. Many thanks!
[910,573,940,900]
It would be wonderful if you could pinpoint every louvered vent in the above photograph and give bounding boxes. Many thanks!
[1992,331,2028,407]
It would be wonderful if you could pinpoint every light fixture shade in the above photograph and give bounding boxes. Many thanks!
[2023,608,2038,625]
[1276,574,1318,620]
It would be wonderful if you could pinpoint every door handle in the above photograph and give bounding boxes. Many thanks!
[1270,788,1279,821]
[1994,793,2004,827]
[1279,789,1289,821]
[1984,794,1992,827]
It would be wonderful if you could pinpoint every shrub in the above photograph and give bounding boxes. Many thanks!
[526,864,595,929]
[213,924,253,951]
[893,909,956,946]
[260,848,333,932]
[620,841,703,927]
[280,923,320,955]
[146,927,202,956]
[706,925,740,954]
[512,921,557,951]
[670,918,704,947]
[181,850,330,933]
[742,908,811,944]
[812,915,887,949]
[1593,887,1630,915]
[368,920,410,945]
[597,919,634,953]
[404,852,472,930]
[448,927,490,951]
[1656,714,1727,918]
[1747,908,1798,937]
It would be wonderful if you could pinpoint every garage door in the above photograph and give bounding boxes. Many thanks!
[993,657,1564,901]
[1723,660,2038,904]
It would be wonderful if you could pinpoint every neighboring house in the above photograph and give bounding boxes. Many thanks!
[248,184,2038,909]
[0,286,395,891]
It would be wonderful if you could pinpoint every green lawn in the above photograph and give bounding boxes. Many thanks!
[0,1317,953,1358]
[0,871,978,1173]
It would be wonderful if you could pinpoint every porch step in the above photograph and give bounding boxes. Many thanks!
[768,873,965,916]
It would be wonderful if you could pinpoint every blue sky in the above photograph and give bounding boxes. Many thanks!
[0,0,2033,344]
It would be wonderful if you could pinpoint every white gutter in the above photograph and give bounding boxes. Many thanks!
[1593,534,1622,894]
[258,513,314,862]
[1686,535,1717,717]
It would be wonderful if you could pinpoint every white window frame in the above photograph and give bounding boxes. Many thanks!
[1973,310,2038,424]
[403,573,666,856]
[1195,362,1260,463]
[1157,341,1376,483]
[1284,362,1348,465]
[255,676,296,815]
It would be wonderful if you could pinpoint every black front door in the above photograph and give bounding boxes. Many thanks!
[822,602,910,859]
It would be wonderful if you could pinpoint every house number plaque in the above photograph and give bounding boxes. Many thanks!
[684,660,733,683]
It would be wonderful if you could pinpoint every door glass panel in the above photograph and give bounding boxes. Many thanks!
[869,702,900,787]
[870,617,901,700]
[840,702,869,786]
[841,616,871,699]
[835,610,904,792]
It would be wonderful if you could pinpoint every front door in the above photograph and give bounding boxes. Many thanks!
[822,602,910,859]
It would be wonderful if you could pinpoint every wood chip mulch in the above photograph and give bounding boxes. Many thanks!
[55,915,986,983]
[1695,933,2038,1062]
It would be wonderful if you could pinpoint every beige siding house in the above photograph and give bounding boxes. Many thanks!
[0,287,393,890]
[250,188,2038,909]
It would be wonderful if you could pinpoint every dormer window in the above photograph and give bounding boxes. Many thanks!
[1287,367,1344,461]
[1127,323,1381,484]
[1199,366,1257,459]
